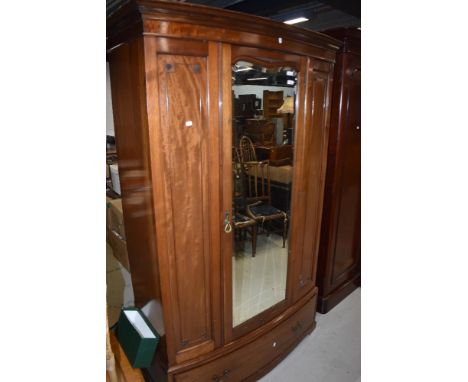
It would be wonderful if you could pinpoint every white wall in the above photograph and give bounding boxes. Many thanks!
[106,62,115,137]
[232,85,295,108]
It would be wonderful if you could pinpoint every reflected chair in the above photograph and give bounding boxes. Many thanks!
[242,160,288,248]
[233,213,257,256]
[233,163,257,256]
[239,135,259,164]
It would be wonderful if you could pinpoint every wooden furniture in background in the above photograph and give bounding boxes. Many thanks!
[317,28,361,313]
[107,1,340,380]
[244,118,276,146]
[236,94,257,118]
[256,144,293,166]
[263,90,284,119]
[107,331,145,382]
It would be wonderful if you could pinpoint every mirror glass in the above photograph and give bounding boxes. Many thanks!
[231,61,297,327]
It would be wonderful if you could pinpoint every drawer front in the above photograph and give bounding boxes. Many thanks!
[175,295,317,382]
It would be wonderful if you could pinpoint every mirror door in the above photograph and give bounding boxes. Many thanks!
[222,46,304,339]
[231,61,297,327]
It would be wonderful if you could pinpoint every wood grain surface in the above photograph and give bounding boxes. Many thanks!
[107,331,145,382]
[317,29,361,313]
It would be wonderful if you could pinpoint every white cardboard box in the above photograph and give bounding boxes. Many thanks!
[109,164,121,195]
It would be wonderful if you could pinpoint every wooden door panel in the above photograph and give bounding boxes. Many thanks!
[292,59,333,301]
[301,72,327,285]
[331,53,361,284]
[157,54,213,357]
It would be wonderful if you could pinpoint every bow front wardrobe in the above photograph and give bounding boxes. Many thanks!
[107,1,340,380]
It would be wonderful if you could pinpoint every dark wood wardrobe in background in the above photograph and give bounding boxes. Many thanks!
[316,28,361,314]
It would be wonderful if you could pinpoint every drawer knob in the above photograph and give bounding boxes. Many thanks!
[212,368,231,381]
[291,321,303,334]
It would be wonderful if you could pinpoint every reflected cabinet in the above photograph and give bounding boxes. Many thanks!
[107,1,340,380]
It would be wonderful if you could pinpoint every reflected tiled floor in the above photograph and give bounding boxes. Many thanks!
[232,234,288,326]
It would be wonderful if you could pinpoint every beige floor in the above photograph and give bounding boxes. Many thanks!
[260,288,361,382]
[232,234,288,326]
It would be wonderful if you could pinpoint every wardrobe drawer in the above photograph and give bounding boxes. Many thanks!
[175,294,317,382]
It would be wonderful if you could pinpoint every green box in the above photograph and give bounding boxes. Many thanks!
[116,307,160,368]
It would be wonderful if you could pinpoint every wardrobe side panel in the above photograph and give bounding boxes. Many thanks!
[317,37,361,313]
[323,51,361,289]
[331,53,361,283]
[108,38,162,307]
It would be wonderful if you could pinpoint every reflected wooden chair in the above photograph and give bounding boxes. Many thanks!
[241,159,288,248]
[233,213,257,256]
[239,135,259,164]
[233,162,257,256]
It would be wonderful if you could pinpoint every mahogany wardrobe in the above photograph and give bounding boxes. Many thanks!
[107,1,341,380]
[317,28,361,314]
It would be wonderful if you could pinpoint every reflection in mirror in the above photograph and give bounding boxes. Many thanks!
[232,61,297,327]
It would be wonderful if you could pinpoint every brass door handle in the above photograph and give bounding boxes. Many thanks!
[224,212,232,233]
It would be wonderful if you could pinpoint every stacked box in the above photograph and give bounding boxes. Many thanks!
[106,197,129,271]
